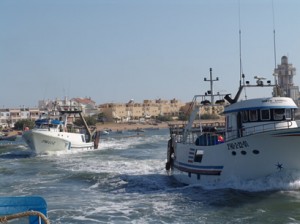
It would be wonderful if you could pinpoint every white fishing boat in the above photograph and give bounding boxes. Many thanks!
[22,105,100,155]
[166,69,300,186]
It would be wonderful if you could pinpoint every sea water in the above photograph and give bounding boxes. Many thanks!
[1,129,300,223]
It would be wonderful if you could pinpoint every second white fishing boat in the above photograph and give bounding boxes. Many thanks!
[23,105,100,155]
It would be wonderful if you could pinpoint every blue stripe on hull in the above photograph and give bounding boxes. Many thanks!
[174,162,223,176]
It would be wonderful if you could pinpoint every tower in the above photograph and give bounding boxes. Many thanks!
[274,56,299,104]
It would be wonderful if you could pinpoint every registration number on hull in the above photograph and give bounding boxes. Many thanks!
[42,140,55,145]
[227,140,249,150]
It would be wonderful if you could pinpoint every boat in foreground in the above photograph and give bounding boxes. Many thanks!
[166,70,300,186]
[0,196,49,224]
[22,105,100,155]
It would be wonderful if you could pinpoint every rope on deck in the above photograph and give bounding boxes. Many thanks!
[0,210,50,224]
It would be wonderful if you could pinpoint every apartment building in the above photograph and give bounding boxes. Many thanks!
[180,101,225,118]
[38,97,97,115]
[99,98,185,122]
[0,97,97,128]
[1,97,224,128]
[0,107,41,128]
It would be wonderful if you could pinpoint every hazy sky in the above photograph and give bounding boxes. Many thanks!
[1,0,299,108]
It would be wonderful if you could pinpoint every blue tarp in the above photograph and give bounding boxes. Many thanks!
[35,119,64,126]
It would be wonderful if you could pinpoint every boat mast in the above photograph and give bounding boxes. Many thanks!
[272,0,280,96]
[78,112,93,141]
[182,68,224,141]
[238,1,247,99]
[204,68,219,105]
[238,0,242,88]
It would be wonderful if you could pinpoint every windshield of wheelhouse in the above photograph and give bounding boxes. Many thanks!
[241,108,295,123]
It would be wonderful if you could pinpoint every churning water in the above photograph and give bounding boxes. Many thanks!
[1,129,300,223]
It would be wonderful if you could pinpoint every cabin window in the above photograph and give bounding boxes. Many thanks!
[260,109,270,121]
[194,150,203,162]
[273,109,285,120]
[41,124,48,129]
[249,110,258,122]
[226,115,231,131]
[242,111,248,122]
[285,109,292,120]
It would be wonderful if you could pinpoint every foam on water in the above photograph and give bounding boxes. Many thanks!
[3,129,300,223]
[196,170,300,192]
[100,132,168,150]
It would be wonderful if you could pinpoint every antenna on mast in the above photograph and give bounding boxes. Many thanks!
[272,0,277,69]
[238,0,242,87]
[272,0,279,96]
[238,0,247,99]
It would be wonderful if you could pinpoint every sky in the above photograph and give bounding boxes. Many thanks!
[1,0,300,108]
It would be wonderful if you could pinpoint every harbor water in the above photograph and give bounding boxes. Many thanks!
[1,129,300,223]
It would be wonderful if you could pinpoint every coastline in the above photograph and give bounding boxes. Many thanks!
[96,122,170,132]
[96,119,225,132]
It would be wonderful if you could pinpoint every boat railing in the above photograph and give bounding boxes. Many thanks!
[173,120,294,144]
[174,131,224,146]
[226,120,294,141]
[169,121,225,135]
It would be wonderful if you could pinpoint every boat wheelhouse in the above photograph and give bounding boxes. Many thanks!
[224,97,298,141]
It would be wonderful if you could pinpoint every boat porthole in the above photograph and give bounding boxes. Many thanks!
[241,150,247,155]
[232,151,236,156]
[253,150,260,154]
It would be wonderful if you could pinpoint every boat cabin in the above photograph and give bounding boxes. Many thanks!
[34,119,65,132]
[223,97,298,140]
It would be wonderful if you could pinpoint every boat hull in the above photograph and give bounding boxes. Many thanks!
[22,130,94,155]
[170,127,300,186]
